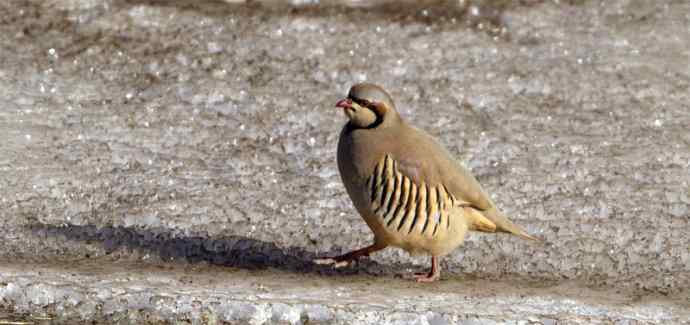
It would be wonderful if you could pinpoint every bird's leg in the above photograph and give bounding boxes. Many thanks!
[412,256,441,282]
[313,243,386,268]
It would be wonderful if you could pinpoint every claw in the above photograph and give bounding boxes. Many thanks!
[313,258,352,268]
[414,273,440,283]
[333,260,351,268]
[313,258,337,265]
[402,272,438,282]
[313,244,386,270]
[405,256,441,282]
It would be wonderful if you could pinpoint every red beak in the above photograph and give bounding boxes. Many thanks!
[336,98,352,109]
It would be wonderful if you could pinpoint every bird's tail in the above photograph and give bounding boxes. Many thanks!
[483,207,541,242]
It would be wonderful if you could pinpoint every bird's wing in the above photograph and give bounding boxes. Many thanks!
[392,128,537,240]
[392,128,494,211]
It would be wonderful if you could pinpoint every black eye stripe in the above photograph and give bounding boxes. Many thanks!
[353,98,373,107]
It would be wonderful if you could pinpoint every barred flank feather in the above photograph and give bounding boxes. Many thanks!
[367,155,457,238]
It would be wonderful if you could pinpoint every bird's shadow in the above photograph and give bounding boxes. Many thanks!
[28,223,394,276]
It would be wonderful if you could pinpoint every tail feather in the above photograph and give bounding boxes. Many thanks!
[483,207,541,242]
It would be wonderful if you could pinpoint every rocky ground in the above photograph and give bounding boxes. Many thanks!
[1,0,689,323]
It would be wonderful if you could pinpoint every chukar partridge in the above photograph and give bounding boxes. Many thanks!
[314,83,538,282]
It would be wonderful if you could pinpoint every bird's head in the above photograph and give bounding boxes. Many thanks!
[336,83,399,128]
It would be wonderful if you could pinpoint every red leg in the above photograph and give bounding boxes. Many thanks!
[314,243,386,268]
[412,256,441,282]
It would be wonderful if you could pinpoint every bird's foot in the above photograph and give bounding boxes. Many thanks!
[412,272,440,283]
[313,244,386,269]
[409,256,441,282]
[313,258,352,268]
[401,271,440,282]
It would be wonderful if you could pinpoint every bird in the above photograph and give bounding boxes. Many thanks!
[313,83,539,282]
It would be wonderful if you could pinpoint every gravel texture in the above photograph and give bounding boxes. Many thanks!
[1,0,689,323]
[1,260,688,324]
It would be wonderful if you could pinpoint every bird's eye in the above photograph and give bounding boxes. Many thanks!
[354,99,371,107]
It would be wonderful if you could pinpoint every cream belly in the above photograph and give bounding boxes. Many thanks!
[361,204,468,256]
